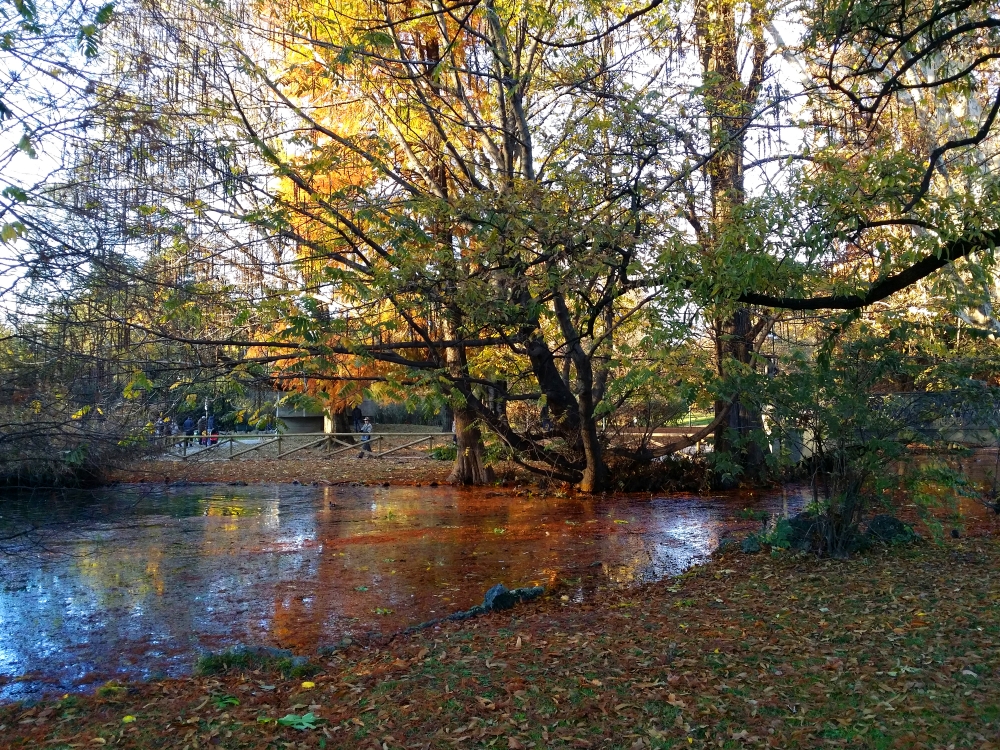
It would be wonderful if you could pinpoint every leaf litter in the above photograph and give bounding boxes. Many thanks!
[2,538,998,748]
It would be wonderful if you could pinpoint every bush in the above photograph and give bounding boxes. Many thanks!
[747,330,996,557]
[429,444,457,461]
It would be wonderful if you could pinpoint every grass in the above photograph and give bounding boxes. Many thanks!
[195,648,320,679]
[668,411,715,427]
[2,538,999,748]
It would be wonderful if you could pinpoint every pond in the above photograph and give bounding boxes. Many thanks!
[0,483,807,701]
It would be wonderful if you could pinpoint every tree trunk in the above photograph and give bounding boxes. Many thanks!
[577,418,607,492]
[448,407,495,485]
[552,293,609,492]
[440,402,454,433]
[332,408,355,443]
[697,0,769,483]
[714,309,767,482]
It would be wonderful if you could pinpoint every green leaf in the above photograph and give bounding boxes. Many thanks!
[276,712,318,730]
[2,186,28,203]
[0,222,24,243]
[13,0,36,22]
[123,372,153,399]
[77,24,99,58]
[16,133,36,158]
[95,2,115,25]
[361,31,394,48]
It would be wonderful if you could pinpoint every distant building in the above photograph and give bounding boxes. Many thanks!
[275,405,324,434]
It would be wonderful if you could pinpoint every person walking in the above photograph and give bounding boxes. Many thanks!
[351,405,363,433]
[358,416,373,458]
[183,416,195,447]
[196,415,208,446]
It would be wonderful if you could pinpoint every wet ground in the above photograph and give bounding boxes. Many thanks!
[1,482,809,700]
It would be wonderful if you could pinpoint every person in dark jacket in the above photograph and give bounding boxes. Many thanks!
[182,416,195,447]
[351,405,363,433]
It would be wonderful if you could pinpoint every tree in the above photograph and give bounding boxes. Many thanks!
[0,0,115,284]
[54,0,1000,492]
[72,0,719,490]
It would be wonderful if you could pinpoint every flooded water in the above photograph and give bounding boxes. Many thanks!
[0,483,808,701]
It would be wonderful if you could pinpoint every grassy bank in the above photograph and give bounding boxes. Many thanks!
[3,538,998,749]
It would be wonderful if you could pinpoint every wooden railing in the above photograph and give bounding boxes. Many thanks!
[154,432,454,461]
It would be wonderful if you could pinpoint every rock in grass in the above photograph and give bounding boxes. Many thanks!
[483,584,544,610]
[481,583,547,612]
[319,636,354,654]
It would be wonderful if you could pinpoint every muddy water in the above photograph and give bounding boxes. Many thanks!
[0,483,807,701]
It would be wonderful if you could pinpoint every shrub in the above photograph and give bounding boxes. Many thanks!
[429,444,457,461]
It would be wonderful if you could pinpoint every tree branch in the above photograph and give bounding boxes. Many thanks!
[737,228,1000,311]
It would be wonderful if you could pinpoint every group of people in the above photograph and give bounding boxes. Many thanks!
[153,408,376,454]
[153,416,179,438]
[186,414,220,446]
[153,413,220,448]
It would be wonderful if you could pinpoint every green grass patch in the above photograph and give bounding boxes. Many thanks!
[194,647,319,678]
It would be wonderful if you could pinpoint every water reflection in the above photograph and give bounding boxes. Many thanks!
[0,483,807,700]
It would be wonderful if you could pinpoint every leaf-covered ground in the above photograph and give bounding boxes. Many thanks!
[3,537,998,749]
[108,453,454,486]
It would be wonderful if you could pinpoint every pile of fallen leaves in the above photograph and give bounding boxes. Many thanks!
[3,538,998,749]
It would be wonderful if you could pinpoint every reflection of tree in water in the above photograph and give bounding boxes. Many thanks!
[1,484,810,699]
[283,487,487,644]
[74,541,168,600]
[599,533,656,585]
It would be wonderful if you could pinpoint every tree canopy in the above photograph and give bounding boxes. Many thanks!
[4,0,1000,489]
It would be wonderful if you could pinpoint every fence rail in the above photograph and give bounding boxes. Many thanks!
[154,432,453,461]
[150,422,998,464]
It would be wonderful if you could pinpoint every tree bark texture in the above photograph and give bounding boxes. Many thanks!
[447,406,495,485]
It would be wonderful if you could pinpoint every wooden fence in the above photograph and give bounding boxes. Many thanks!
[154,427,711,462]
[157,432,454,461]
